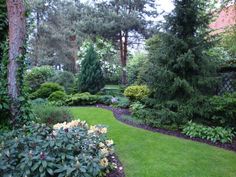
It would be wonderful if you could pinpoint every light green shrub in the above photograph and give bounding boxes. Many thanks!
[65,92,99,106]
[124,85,150,100]
[48,91,67,102]
[30,82,64,99]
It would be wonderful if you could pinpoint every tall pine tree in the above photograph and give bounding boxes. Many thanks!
[78,44,105,94]
[147,0,217,101]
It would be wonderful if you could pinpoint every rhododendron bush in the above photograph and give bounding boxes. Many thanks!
[0,120,115,177]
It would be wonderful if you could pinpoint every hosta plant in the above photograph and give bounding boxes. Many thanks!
[0,120,115,177]
[183,121,235,143]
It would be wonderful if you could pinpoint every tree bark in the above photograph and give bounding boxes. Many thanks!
[119,30,128,85]
[7,0,26,122]
[69,35,78,73]
[34,11,40,66]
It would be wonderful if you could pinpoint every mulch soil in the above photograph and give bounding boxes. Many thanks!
[96,104,236,153]
[106,154,125,177]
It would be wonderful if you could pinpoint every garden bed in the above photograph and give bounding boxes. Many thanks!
[97,104,236,152]
[106,154,125,177]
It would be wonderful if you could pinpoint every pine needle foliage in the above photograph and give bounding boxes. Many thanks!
[78,44,105,94]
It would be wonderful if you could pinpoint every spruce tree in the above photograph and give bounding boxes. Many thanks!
[78,44,105,94]
[147,0,217,101]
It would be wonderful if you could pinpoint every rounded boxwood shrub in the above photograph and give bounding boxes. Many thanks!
[124,85,150,100]
[48,91,67,102]
[0,121,115,177]
[24,66,55,93]
[30,82,64,99]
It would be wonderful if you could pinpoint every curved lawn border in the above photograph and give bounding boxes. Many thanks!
[96,104,236,152]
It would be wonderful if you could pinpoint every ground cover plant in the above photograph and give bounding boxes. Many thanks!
[71,107,236,177]
[183,121,235,143]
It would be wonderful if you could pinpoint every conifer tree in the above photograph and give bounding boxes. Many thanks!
[147,0,217,101]
[78,44,105,94]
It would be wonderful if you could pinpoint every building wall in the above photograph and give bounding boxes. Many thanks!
[209,5,236,33]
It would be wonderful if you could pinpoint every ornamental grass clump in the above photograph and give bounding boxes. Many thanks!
[0,120,115,177]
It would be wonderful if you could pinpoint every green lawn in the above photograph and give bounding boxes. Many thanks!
[71,107,236,177]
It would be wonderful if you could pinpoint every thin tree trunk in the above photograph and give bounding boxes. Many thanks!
[123,30,128,85]
[7,0,26,122]
[119,31,126,85]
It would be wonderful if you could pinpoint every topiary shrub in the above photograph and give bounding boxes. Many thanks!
[30,82,64,99]
[124,85,150,101]
[50,71,75,94]
[24,66,55,93]
[0,121,115,177]
[65,92,99,106]
[32,104,73,126]
[48,91,67,102]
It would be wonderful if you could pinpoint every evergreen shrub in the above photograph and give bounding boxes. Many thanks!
[51,71,75,94]
[48,91,67,102]
[65,92,99,106]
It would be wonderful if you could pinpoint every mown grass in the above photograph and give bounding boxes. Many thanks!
[71,107,236,177]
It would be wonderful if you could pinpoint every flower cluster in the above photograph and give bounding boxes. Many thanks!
[88,125,107,134]
[53,119,87,129]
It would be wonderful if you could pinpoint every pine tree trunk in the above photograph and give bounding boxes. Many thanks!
[7,0,26,122]
[69,35,78,74]
[119,31,125,85]
[120,30,128,85]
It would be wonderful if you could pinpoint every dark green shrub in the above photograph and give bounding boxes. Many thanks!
[208,94,236,129]
[183,121,235,143]
[0,121,115,177]
[30,82,64,99]
[132,101,184,130]
[48,91,67,102]
[124,85,150,101]
[32,105,73,126]
[31,98,49,105]
[109,96,130,108]
[99,95,113,105]
[51,71,75,94]
[179,94,236,129]
[100,86,122,96]
[24,66,55,93]
[0,42,10,126]
[65,92,99,106]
